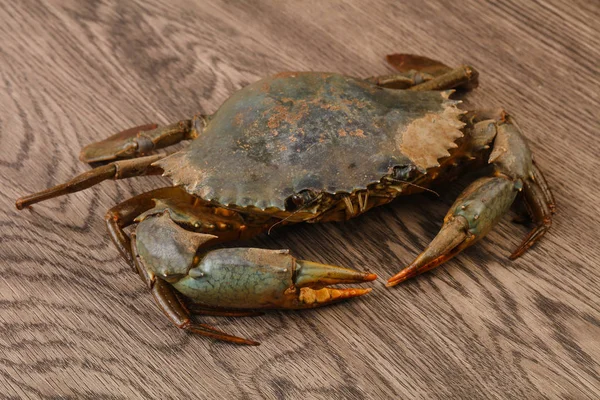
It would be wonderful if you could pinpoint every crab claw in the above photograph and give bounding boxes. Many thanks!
[134,213,376,344]
[387,176,517,287]
[387,216,474,287]
[293,260,377,308]
[170,248,376,310]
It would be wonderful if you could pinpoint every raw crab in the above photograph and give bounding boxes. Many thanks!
[16,54,554,345]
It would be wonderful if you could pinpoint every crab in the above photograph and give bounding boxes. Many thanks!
[16,54,554,345]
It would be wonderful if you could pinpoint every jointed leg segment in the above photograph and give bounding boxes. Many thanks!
[369,54,479,91]
[15,154,165,210]
[509,166,554,259]
[80,119,200,163]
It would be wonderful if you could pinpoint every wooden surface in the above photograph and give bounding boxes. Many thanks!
[1,1,599,398]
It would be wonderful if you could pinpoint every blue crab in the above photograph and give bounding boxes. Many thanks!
[16,54,554,345]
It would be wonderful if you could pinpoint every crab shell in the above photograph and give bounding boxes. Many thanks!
[157,72,465,211]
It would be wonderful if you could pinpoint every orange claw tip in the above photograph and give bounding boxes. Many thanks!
[385,267,416,287]
[363,272,378,282]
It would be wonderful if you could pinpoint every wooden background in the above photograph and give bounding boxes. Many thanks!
[1,0,598,398]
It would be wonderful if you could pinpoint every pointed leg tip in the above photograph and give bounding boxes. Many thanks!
[386,268,414,287]
[222,336,260,346]
[385,280,399,288]
[385,277,404,287]
[15,197,34,210]
[509,248,526,260]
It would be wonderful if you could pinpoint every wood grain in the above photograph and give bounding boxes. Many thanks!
[1,0,599,398]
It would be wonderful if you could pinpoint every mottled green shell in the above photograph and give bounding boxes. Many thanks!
[158,72,465,210]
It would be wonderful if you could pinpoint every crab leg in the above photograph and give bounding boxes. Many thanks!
[531,160,556,214]
[380,54,478,91]
[15,154,165,210]
[409,65,479,92]
[184,305,264,317]
[79,117,204,163]
[387,113,554,286]
[386,54,454,77]
[509,173,553,259]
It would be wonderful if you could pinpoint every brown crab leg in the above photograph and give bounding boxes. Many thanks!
[365,73,423,89]
[386,54,454,76]
[509,174,554,259]
[79,118,202,163]
[409,65,479,92]
[15,154,165,210]
[184,304,264,317]
[507,160,555,258]
[531,160,556,214]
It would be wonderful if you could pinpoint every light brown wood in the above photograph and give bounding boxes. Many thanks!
[1,0,599,398]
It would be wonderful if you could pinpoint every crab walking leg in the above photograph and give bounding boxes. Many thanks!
[369,54,454,90]
[79,123,157,162]
[365,73,427,89]
[132,212,376,345]
[184,305,264,317]
[368,54,475,90]
[531,160,556,214]
[386,54,454,77]
[509,175,553,259]
[79,117,203,163]
[15,154,165,210]
[387,114,554,286]
[409,65,479,92]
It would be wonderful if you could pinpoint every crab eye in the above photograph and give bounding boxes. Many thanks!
[285,194,305,211]
[285,190,318,211]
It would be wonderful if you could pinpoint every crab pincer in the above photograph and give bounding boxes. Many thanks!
[387,117,554,286]
[133,212,375,345]
[387,177,516,286]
